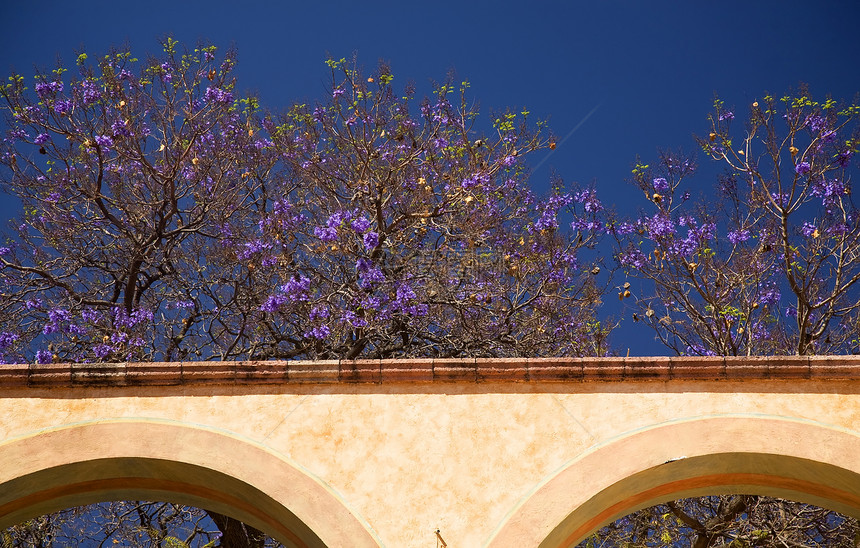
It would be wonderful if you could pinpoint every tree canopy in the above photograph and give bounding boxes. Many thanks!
[0,42,607,365]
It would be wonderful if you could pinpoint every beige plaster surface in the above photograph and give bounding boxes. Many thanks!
[1,376,859,547]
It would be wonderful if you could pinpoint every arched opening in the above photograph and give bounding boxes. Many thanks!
[0,420,380,548]
[487,416,860,548]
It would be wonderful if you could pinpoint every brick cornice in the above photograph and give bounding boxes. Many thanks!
[0,356,858,388]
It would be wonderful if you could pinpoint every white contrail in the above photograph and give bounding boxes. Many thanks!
[532,102,603,173]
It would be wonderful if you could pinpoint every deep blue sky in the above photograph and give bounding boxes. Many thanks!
[1,0,858,355]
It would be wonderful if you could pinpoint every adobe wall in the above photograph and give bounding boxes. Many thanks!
[1,356,858,547]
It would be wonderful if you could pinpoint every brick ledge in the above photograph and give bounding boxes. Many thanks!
[0,356,858,387]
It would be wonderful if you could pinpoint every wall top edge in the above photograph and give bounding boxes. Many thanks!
[0,356,858,388]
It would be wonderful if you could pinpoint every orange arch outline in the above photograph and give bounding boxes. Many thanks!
[0,419,381,548]
[486,416,860,548]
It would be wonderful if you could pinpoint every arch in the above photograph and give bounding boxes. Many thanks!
[0,420,380,548]
[486,416,860,548]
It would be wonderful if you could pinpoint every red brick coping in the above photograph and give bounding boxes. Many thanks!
[0,356,858,387]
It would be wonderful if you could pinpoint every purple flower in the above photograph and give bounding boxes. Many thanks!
[357,258,385,288]
[652,177,669,192]
[351,217,371,233]
[685,343,717,356]
[306,324,331,340]
[363,231,379,250]
[726,229,750,245]
[393,283,428,316]
[35,80,63,98]
[54,100,71,115]
[111,119,131,138]
[531,193,573,233]
[827,222,849,236]
[309,305,330,321]
[43,308,71,335]
[34,133,51,145]
[770,192,790,207]
[95,135,113,150]
[801,222,817,237]
[93,344,113,359]
[0,332,18,350]
[35,350,53,364]
[261,294,288,313]
[314,226,338,242]
[204,86,233,104]
[618,246,647,269]
[795,161,811,175]
[806,115,827,132]
[501,155,517,167]
[759,283,780,306]
[81,308,102,323]
[332,88,345,99]
[461,172,490,189]
[785,307,798,318]
[327,210,353,228]
[282,276,312,301]
[607,222,635,235]
[313,106,327,123]
[574,190,602,213]
[719,110,734,121]
[340,310,368,328]
[646,213,675,238]
[81,80,101,104]
[238,239,272,260]
[810,178,846,210]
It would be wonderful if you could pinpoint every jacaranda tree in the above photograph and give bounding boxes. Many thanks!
[1,40,608,546]
[615,88,860,356]
[585,89,860,547]
[0,43,608,366]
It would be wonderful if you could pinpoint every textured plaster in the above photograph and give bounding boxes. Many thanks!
[0,358,859,547]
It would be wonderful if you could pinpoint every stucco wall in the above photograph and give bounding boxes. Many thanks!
[1,357,859,547]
